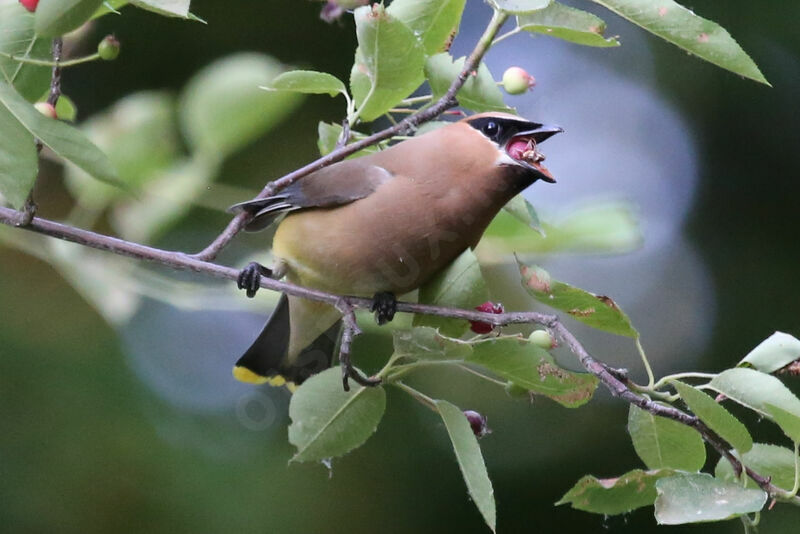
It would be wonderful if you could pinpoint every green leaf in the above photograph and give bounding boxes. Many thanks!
[0,89,37,209]
[425,53,511,113]
[392,327,472,361]
[590,0,769,85]
[266,70,347,98]
[349,4,426,122]
[316,122,385,159]
[503,195,543,236]
[387,0,467,55]
[179,53,303,157]
[112,158,214,243]
[627,404,706,471]
[91,0,128,18]
[288,367,386,463]
[130,0,193,18]
[490,0,551,15]
[738,331,800,374]
[34,0,105,37]
[654,473,766,524]
[0,82,120,188]
[708,368,800,420]
[434,400,496,532]
[764,404,800,444]
[413,249,488,337]
[672,380,752,454]
[482,200,641,256]
[0,3,51,101]
[53,95,77,122]
[468,338,598,407]
[64,91,179,208]
[518,261,638,337]
[715,443,799,491]
[517,2,620,47]
[557,468,677,515]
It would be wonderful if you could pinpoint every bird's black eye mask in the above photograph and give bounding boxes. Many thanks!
[465,116,563,183]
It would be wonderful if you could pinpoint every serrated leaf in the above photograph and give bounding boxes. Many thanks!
[503,194,543,235]
[708,368,800,421]
[0,81,120,188]
[387,0,466,55]
[557,469,677,515]
[654,473,766,524]
[435,400,496,532]
[288,367,386,463]
[627,404,706,471]
[392,327,472,361]
[266,70,346,98]
[413,249,488,337]
[518,2,619,47]
[34,0,105,37]
[425,53,511,113]
[764,404,800,443]
[739,331,800,374]
[518,261,637,337]
[316,121,385,159]
[468,338,598,407]
[715,443,799,491]
[590,0,769,85]
[672,380,752,454]
[490,0,551,15]
[350,4,426,122]
[0,2,51,101]
[179,53,302,157]
[0,87,37,209]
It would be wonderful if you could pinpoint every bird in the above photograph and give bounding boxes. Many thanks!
[230,112,562,390]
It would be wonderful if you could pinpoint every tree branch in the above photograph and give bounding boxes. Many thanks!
[1,203,797,504]
[193,10,510,261]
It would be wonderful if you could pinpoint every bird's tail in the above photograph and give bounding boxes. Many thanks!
[233,294,340,391]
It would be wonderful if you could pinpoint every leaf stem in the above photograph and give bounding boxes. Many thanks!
[651,371,718,391]
[635,336,655,388]
[491,26,522,46]
[393,381,438,412]
[0,50,101,68]
[789,441,800,498]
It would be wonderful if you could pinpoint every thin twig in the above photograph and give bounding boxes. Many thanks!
[0,203,797,503]
[16,38,63,228]
[333,297,379,391]
[193,10,510,261]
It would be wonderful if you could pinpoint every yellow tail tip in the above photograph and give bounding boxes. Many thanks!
[232,366,296,391]
[232,366,270,384]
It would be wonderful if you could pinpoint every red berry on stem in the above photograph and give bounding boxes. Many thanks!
[464,410,490,438]
[469,301,504,334]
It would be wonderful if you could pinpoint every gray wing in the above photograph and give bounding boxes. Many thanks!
[229,161,394,232]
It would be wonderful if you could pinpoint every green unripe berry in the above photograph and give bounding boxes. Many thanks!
[529,329,554,350]
[502,66,536,95]
[34,102,57,119]
[98,35,121,61]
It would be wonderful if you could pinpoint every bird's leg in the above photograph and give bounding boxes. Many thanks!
[237,260,287,298]
[370,292,397,325]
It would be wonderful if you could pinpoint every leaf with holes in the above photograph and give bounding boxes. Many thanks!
[557,468,677,515]
[519,260,637,337]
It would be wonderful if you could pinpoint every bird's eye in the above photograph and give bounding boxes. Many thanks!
[482,121,500,139]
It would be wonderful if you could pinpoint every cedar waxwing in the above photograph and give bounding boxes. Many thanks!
[230,112,562,389]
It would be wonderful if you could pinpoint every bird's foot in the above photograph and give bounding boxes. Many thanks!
[370,292,397,325]
[237,262,273,298]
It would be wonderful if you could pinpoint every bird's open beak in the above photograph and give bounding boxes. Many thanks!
[505,124,563,183]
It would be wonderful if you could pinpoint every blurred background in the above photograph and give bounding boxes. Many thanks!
[1,0,799,532]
